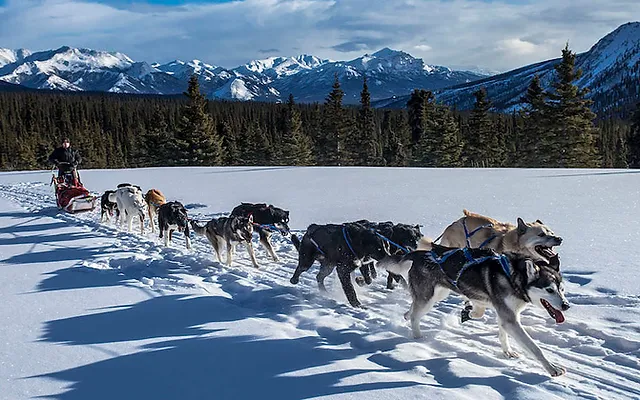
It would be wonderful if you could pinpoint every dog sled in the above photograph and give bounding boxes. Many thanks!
[51,163,97,213]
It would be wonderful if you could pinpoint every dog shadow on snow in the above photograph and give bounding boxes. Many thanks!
[35,273,556,400]
[35,290,417,400]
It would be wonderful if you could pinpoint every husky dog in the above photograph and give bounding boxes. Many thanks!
[381,243,570,377]
[100,190,118,223]
[230,203,290,262]
[190,215,257,268]
[144,189,167,233]
[108,184,146,234]
[440,210,563,321]
[352,220,424,289]
[440,210,562,266]
[289,222,390,307]
[157,201,191,249]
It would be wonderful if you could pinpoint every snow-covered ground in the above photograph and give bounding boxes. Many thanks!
[1,167,639,400]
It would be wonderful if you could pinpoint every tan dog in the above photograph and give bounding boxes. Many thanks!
[437,210,563,321]
[439,210,562,265]
[144,189,167,233]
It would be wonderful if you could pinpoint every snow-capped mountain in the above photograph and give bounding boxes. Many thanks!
[0,46,486,103]
[376,22,640,114]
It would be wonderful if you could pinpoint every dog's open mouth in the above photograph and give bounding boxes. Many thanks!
[535,245,556,259]
[541,299,565,323]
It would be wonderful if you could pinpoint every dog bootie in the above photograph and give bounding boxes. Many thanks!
[460,303,474,323]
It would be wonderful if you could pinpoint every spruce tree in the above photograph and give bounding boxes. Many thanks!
[282,94,314,165]
[323,74,348,165]
[628,103,640,168]
[464,87,494,167]
[546,44,599,167]
[355,77,381,165]
[176,74,224,165]
[520,75,550,167]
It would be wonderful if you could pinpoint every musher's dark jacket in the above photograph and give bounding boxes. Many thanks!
[48,147,82,167]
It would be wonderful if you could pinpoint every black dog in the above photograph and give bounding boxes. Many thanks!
[289,222,390,307]
[100,190,118,222]
[353,220,423,289]
[230,202,290,261]
[158,201,191,249]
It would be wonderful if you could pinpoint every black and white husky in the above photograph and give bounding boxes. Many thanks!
[230,202,290,262]
[380,243,570,377]
[190,215,258,268]
[157,201,191,249]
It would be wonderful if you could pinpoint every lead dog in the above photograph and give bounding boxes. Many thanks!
[380,243,570,377]
[145,189,166,233]
[289,222,390,307]
[157,201,191,249]
[108,184,146,234]
[439,210,563,321]
[440,210,562,265]
[230,203,290,262]
[190,215,257,268]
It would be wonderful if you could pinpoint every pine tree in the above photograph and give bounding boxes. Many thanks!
[218,120,239,165]
[464,88,494,167]
[353,77,381,165]
[323,74,348,165]
[176,74,224,165]
[282,94,314,165]
[520,75,550,167]
[628,103,640,168]
[546,44,600,167]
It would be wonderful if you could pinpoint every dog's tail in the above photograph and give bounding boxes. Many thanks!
[378,255,413,283]
[416,236,434,251]
[189,220,207,236]
[291,234,301,251]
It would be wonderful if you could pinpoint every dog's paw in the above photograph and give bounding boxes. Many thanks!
[548,363,566,377]
[503,350,520,359]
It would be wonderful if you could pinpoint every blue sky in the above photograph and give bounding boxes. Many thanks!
[0,0,638,71]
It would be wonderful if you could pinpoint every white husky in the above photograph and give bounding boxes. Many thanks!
[108,184,147,234]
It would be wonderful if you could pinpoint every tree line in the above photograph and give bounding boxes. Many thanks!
[1,45,639,171]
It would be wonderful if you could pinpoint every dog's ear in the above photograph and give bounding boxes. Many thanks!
[536,219,543,224]
[523,259,540,282]
[517,218,527,235]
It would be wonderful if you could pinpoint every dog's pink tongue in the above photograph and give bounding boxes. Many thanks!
[554,309,565,324]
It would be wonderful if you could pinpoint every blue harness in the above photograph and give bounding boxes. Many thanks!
[462,217,496,249]
[371,231,409,254]
[342,226,359,258]
[430,247,511,289]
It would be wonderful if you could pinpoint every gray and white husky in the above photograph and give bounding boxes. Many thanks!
[190,215,258,268]
[380,243,570,377]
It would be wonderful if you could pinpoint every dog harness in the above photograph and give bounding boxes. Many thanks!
[342,226,359,258]
[462,217,496,249]
[430,247,512,289]
[310,237,326,256]
[370,230,410,254]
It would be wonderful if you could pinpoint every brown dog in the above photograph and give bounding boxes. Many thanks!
[144,189,167,233]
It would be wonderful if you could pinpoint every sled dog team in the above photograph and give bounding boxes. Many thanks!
[100,184,569,377]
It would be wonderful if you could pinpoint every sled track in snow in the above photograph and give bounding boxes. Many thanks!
[2,181,640,399]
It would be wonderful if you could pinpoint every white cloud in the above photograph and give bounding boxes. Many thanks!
[414,44,432,52]
[497,38,538,55]
[0,0,638,71]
